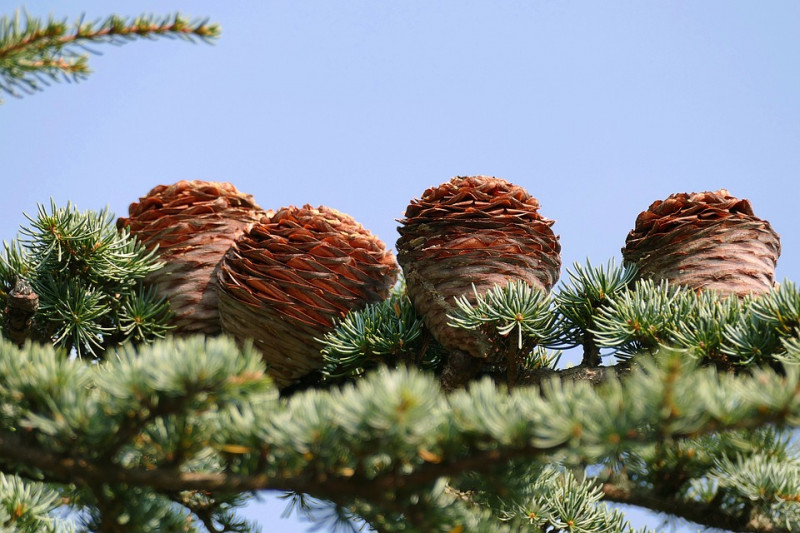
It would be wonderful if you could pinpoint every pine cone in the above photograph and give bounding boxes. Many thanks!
[397,176,561,361]
[216,205,399,387]
[623,189,780,297]
[117,180,267,335]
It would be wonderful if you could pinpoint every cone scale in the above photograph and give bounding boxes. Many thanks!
[117,180,267,335]
[397,176,561,364]
[623,189,780,297]
[217,205,399,387]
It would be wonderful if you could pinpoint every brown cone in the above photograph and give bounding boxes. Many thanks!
[117,180,267,335]
[216,205,399,387]
[623,189,780,297]
[397,176,561,360]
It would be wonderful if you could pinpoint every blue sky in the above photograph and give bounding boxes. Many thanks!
[2,1,799,531]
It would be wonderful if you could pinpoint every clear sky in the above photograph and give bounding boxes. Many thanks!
[2,1,799,531]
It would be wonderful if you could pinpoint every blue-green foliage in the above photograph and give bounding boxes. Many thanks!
[0,10,220,102]
[320,292,442,380]
[5,335,800,531]
[554,259,638,349]
[324,259,800,372]
[0,473,74,533]
[0,201,170,357]
[449,280,556,350]
[0,335,270,532]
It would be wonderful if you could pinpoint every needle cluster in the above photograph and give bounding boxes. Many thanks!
[0,201,171,357]
[0,10,219,101]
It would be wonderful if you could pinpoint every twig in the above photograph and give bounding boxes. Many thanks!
[602,483,790,533]
[3,277,38,347]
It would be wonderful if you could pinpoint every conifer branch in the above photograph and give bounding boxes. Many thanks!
[0,10,220,101]
[2,428,792,533]
[601,483,791,533]
[0,202,171,357]
[2,336,800,531]
[497,359,633,387]
[0,429,277,494]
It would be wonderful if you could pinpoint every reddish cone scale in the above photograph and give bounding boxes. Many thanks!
[623,189,781,297]
[397,176,561,360]
[216,205,399,387]
[117,180,267,335]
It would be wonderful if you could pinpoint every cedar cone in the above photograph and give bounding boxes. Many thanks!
[623,189,780,297]
[216,205,399,387]
[117,180,267,335]
[397,176,561,361]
